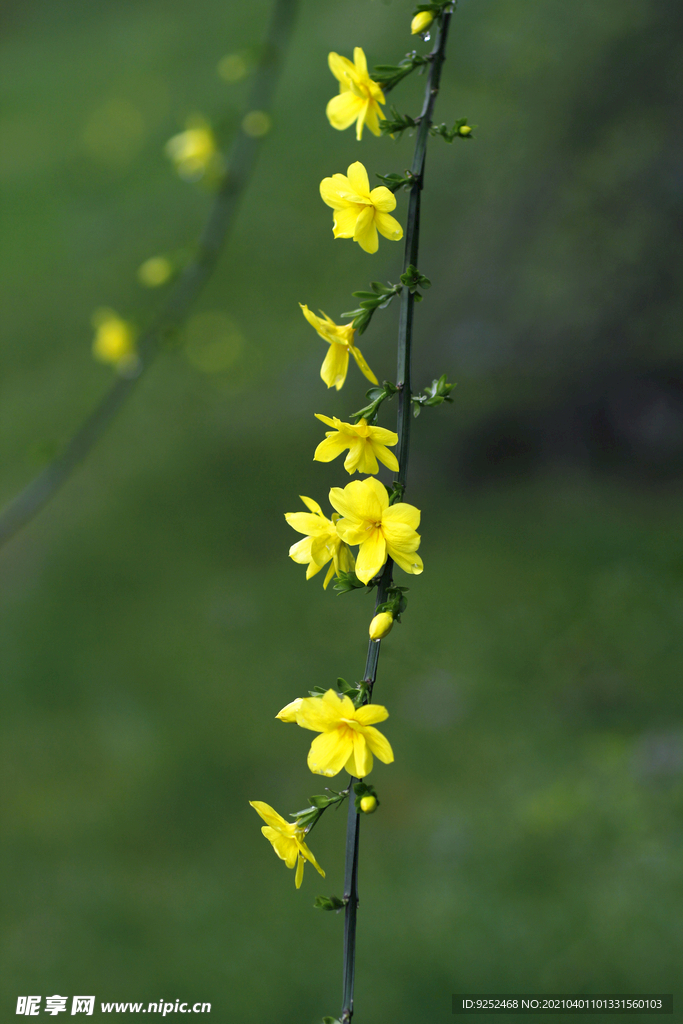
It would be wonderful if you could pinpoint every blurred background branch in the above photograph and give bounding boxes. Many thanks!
[0,0,298,549]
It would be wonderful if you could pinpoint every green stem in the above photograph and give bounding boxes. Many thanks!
[0,0,298,550]
[339,8,455,1022]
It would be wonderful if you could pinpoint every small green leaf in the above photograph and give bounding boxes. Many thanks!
[314,895,346,911]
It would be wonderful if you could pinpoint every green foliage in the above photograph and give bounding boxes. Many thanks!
[375,170,417,192]
[349,381,399,425]
[400,264,431,301]
[411,374,456,416]
[379,105,421,137]
[342,281,401,335]
[430,117,476,142]
[372,52,432,93]
[374,585,409,622]
[314,895,347,912]
[333,571,370,594]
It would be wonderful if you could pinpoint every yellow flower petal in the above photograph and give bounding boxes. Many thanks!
[382,501,420,529]
[352,46,368,77]
[250,801,292,832]
[308,729,353,777]
[371,441,399,473]
[262,827,299,868]
[315,434,352,463]
[319,175,353,210]
[363,476,390,514]
[296,690,342,732]
[368,425,398,444]
[363,105,382,137]
[349,344,378,384]
[328,51,357,85]
[275,698,303,723]
[352,732,373,777]
[295,853,305,888]
[332,205,361,239]
[344,438,376,475]
[284,511,328,535]
[323,561,336,589]
[374,211,403,241]
[327,91,365,132]
[354,703,389,726]
[380,520,421,552]
[347,161,370,197]
[362,725,394,764]
[297,838,326,877]
[369,186,396,213]
[288,536,315,564]
[387,546,424,575]
[329,479,382,523]
[353,206,378,254]
[299,495,323,514]
[355,529,387,583]
[314,413,339,429]
[320,342,349,390]
[305,559,325,579]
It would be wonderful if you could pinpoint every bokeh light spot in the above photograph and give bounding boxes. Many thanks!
[82,99,145,166]
[242,110,271,138]
[218,53,249,82]
[184,312,244,373]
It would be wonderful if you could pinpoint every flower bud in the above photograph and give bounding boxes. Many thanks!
[459,125,472,136]
[369,612,393,640]
[411,11,434,35]
[276,697,302,722]
[360,795,377,814]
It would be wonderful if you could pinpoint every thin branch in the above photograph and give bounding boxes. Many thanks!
[0,0,298,550]
[339,8,455,1022]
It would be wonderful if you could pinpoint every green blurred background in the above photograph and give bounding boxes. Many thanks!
[2,0,682,1020]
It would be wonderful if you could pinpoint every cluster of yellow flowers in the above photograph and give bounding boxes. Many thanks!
[251,41,426,888]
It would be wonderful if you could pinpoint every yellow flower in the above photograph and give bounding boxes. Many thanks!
[314,415,399,475]
[360,795,377,813]
[411,11,434,34]
[91,309,136,368]
[165,120,217,180]
[326,47,386,141]
[369,611,394,640]
[320,161,403,254]
[286,689,394,778]
[330,477,423,584]
[285,496,355,588]
[300,304,378,390]
[249,801,325,888]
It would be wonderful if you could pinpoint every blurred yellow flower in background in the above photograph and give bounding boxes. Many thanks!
[91,309,136,370]
[300,304,377,390]
[326,47,385,140]
[249,801,325,888]
[165,119,218,180]
[314,415,399,475]
[320,161,402,254]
